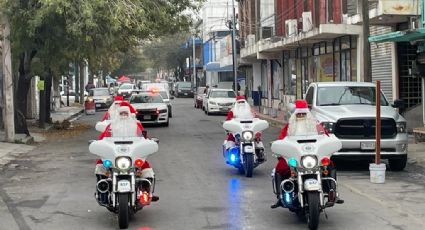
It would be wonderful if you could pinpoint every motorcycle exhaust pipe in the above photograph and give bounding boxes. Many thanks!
[280,179,295,193]
[96,179,109,193]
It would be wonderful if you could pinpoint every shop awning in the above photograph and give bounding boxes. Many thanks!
[205,62,233,72]
[369,28,425,43]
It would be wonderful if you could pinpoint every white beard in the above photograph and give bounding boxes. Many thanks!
[287,113,318,136]
[110,118,138,137]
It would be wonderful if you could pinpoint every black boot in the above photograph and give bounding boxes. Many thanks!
[271,172,283,209]
[271,199,283,209]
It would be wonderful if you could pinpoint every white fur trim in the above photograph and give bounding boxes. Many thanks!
[294,108,309,114]
[141,168,155,179]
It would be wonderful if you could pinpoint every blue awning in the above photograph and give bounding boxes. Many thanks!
[205,62,233,72]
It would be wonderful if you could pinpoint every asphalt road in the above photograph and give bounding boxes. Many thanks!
[0,98,424,230]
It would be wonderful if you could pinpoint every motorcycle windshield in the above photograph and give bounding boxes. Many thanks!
[89,137,158,165]
[271,134,342,162]
[223,118,269,134]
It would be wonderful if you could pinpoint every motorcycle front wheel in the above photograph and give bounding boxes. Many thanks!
[306,192,320,230]
[243,154,254,178]
[118,193,129,229]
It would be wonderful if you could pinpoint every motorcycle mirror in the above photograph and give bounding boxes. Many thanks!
[151,137,160,144]
[88,140,96,145]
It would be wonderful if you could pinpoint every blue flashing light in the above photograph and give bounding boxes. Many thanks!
[103,160,112,168]
[288,158,297,168]
[230,154,236,162]
[284,192,292,205]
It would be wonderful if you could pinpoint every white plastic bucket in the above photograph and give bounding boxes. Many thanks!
[369,163,386,183]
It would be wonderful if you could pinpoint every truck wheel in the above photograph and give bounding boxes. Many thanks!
[389,155,407,171]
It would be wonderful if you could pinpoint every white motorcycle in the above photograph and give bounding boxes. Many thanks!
[271,134,343,230]
[222,118,269,177]
[89,136,158,229]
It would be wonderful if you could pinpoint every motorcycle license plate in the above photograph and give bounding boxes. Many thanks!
[117,180,131,192]
[243,145,254,153]
[144,115,151,120]
[361,142,375,150]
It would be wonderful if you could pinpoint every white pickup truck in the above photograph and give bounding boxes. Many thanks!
[304,82,408,171]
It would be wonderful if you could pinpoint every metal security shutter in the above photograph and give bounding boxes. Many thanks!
[370,26,393,102]
[347,0,357,16]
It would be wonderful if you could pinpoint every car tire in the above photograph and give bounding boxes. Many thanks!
[389,155,407,171]
[206,107,211,116]
[164,119,169,127]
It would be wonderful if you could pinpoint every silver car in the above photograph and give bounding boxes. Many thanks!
[305,82,408,171]
[130,92,169,127]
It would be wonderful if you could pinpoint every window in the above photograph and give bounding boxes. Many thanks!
[130,94,163,103]
[305,87,314,105]
[209,90,236,98]
[316,86,389,106]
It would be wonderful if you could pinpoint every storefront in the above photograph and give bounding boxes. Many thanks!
[282,35,358,99]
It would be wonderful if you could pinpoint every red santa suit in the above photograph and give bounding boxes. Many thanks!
[275,100,331,177]
[97,107,151,170]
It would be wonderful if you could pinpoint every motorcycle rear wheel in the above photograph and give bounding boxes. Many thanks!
[118,193,129,229]
[306,192,320,230]
[244,154,254,178]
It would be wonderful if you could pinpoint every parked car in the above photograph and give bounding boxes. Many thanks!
[175,81,194,98]
[304,82,408,171]
[117,83,137,99]
[203,88,236,115]
[60,90,88,104]
[194,87,206,109]
[86,88,113,111]
[129,91,169,126]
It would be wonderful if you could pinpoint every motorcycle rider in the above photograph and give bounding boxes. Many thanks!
[271,100,340,208]
[96,106,158,201]
[101,96,137,121]
[224,96,265,162]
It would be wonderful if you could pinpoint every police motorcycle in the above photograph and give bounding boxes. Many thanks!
[270,132,342,230]
[222,118,269,177]
[89,135,159,229]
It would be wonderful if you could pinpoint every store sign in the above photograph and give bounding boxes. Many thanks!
[37,80,45,91]
[381,0,416,15]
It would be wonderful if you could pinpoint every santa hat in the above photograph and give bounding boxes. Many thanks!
[294,100,309,114]
[236,95,246,101]
[114,96,124,101]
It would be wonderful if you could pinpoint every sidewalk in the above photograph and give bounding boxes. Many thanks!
[0,105,84,168]
[51,105,84,123]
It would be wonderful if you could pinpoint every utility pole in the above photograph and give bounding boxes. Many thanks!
[362,0,372,82]
[1,14,15,141]
[231,0,238,94]
[192,34,196,88]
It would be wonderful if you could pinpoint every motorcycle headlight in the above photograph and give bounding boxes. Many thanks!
[396,122,406,133]
[116,157,131,170]
[301,155,318,169]
[321,122,335,133]
[242,131,253,141]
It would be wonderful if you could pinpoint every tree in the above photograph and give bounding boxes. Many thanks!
[0,0,202,133]
[142,32,192,80]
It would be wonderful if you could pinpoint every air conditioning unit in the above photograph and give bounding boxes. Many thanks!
[262,27,273,39]
[285,19,298,37]
[302,12,312,32]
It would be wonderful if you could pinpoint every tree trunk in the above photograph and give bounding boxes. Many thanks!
[15,51,35,134]
[39,74,46,128]
[74,61,80,103]
[79,61,85,104]
[45,70,52,123]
